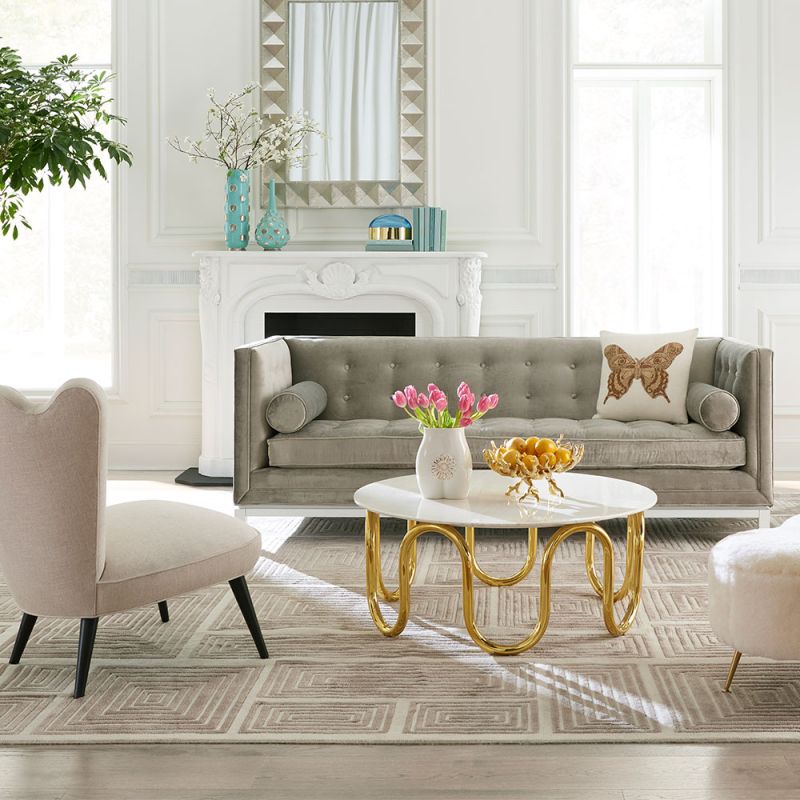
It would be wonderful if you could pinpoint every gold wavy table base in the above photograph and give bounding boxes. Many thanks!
[364,511,646,656]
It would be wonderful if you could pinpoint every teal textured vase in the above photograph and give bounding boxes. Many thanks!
[255,178,290,251]
[224,169,250,250]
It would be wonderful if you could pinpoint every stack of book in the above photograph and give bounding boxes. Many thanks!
[364,238,414,252]
[412,207,448,251]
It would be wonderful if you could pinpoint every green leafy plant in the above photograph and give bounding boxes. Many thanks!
[0,45,132,239]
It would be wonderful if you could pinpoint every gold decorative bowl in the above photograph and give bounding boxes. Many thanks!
[483,436,585,503]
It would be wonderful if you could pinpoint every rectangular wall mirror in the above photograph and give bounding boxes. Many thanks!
[261,0,426,208]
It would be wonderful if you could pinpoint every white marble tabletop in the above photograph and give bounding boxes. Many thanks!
[354,472,657,528]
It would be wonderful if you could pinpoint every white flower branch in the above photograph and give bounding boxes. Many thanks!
[167,84,325,171]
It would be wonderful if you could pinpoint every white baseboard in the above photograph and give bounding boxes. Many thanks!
[108,442,200,471]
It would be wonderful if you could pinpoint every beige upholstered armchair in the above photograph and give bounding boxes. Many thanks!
[0,379,267,698]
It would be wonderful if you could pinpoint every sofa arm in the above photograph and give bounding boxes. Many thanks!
[713,338,774,505]
[234,336,293,503]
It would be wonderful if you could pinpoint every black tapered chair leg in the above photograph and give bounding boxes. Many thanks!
[74,617,99,698]
[9,613,37,664]
[158,600,169,623]
[229,576,268,659]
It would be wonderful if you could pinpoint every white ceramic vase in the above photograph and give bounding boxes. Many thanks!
[415,427,472,500]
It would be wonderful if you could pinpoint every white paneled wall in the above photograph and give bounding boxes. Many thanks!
[113,0,798,476]
[730,0,800,476]
[113,0,563,469]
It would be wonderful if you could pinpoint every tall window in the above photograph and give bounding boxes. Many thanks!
[569,0,724,335]
[0,1,116,390]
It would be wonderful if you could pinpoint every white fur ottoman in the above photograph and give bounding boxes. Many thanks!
[708,514,800,691]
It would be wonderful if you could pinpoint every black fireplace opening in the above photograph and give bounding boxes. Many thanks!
[264,312,416,338]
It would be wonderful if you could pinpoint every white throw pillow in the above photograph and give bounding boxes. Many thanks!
[595,329,698,424]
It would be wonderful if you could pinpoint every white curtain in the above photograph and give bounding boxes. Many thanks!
[288,1,400,182]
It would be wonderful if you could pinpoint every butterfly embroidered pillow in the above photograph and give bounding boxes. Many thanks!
[595,329,698,424]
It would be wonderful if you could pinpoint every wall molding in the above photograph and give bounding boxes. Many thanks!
[147,0,256,244]
[739,265,800,288]
[775,437,800,475]
[129,268,200,287]
[127,264,562,290]
[437,0,542,244]
[758,309,800,415]
[113,0,132,403]
[758,0,800,243]
[480,312,542,338]
[148,310,202,417]
[482,264,559,290]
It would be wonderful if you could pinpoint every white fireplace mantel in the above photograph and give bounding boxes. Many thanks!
[194,250,487,477]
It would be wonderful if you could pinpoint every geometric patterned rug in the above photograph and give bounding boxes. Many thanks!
[0,490,797,743]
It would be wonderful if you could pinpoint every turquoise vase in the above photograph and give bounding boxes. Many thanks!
[224,169,250,250]
[255,178,290,250]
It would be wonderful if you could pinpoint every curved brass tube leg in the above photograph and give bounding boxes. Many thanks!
[367,513,418,602]
[460,521,637,654]
[585,512,645,603]
[723,650,742,692]
[365,515,646,655]
[365,511,413,636]
[465,527,538,587]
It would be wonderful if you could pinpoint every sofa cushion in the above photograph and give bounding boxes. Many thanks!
[686,381,740,432]
[266,380,327,433]
[267,417,746,470]
[596,329,698,424]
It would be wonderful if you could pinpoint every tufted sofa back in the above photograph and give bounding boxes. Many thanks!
[286,336,721,421]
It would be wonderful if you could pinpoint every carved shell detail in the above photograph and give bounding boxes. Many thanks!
[302,262,374,300]
[320,261,356,285]
[430,454,456,481]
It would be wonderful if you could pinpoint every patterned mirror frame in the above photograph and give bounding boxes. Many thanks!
[260,0,426,208]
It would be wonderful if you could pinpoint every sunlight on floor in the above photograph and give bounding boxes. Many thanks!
[107,471,315,549]
[107,471,234,513]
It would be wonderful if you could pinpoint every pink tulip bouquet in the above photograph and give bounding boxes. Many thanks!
[391,382,499,429]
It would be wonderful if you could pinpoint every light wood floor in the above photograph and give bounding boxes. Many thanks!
[1,743,799,799]
[0,473,794,800]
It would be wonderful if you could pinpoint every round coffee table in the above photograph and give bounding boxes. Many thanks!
[354,471,657,656]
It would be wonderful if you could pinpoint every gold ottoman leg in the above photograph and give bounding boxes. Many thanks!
[723,650,743,692]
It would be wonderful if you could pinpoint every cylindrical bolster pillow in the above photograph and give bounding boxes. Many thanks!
[686,382,740,432]
[266,381,328,433]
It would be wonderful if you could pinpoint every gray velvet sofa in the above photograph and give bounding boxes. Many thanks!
[234,336,773,523]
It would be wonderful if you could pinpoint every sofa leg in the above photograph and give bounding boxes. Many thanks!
[723,650,742,693]
[9,613,37,664]
[234,507,248,521]
[758,509,771,528]
[229,576,269,659]
[74,618,99,699]
[158,600,169,623]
